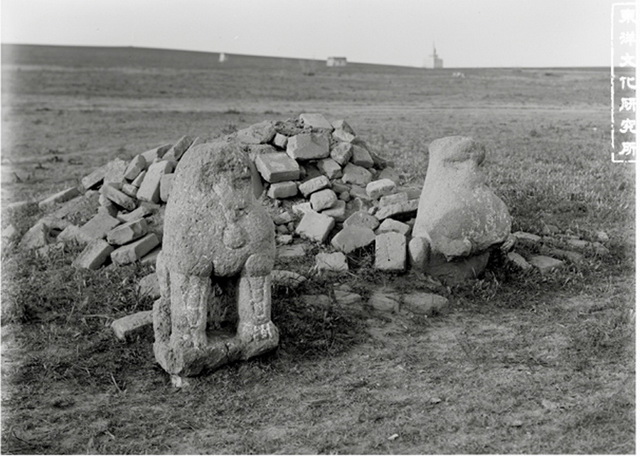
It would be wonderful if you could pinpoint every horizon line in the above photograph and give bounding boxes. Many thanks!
[1,42,611,70]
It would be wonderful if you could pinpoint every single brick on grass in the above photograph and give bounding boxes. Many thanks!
[528,255,563,274]
[375,232,407,272]
[295,211,335,243]
[110,233,160,265]
[315,252,349,273]
[38,187,81,211]
[111,311,153,341]
[73,239,115,270]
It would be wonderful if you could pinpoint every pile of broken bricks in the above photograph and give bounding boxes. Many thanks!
[5,112,612,287]
[6,113,424,276]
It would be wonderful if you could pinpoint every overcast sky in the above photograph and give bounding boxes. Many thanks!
[1,0,617,67]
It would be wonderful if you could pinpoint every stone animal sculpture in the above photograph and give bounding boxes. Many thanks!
[153,139,278,377]
[410,136,514,284]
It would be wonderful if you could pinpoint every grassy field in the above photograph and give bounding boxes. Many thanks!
[1,44,635,454]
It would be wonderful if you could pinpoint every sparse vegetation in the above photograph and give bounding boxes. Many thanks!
[1,45,634,454]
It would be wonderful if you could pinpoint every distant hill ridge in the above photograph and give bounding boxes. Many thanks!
[1,43,417,73]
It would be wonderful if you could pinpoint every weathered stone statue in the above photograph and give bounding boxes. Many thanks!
[153,139,278,377]
[410,136,513,284]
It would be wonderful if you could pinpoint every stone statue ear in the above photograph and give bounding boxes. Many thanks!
[248,162,264,199]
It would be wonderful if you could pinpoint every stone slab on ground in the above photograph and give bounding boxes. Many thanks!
[73,239,114,270]
[295,211,335,243]
[403,292,449,315]
[277,244,307,259]
[111,311,153,341]
[334,286,362,308]
[513,231,542,246]
[331,225,375,253]
[315,252,349,273]
[540,246,584,264]
[255,152,301,183]
[528,255,563,274]
[369,288,401,313]
[272,270,307,287]
[110,233,160,265]
[506,251,532,270]
[375,232,407,272]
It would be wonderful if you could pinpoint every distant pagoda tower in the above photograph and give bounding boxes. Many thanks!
[219,52,227,63]
[430,44,443,69]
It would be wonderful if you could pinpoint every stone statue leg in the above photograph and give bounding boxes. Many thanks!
[153,251,171,344]
[169,271,211,350]
[236,253,279,359]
